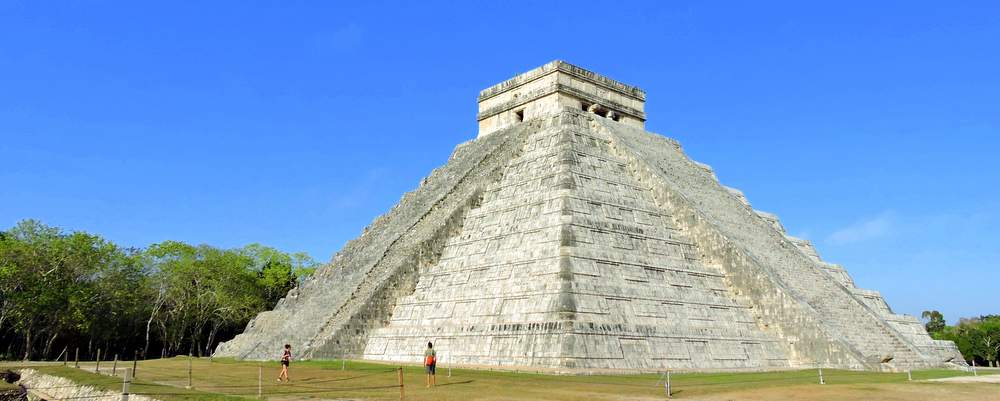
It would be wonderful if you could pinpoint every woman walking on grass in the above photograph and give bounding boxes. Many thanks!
[424,342,436,388]
[278,344,292,382]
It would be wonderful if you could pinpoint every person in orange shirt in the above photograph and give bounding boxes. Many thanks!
[424,342,437,388]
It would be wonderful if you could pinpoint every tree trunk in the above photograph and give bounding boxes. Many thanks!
[23,327,32,361]
[193,320,205,358]
[204,323,220,357]
[144,316,154,358]
[43,332,58,360]
[157,320,168,358]
[195,339,201,358]
[144,290,165,359]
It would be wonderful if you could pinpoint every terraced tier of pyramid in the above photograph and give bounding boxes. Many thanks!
[216,61,965,372]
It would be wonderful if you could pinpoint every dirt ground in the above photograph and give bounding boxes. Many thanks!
[2,359,997,401]
[928,372,1000,384]
[698,382,999,401]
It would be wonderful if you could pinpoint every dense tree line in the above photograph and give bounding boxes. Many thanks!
[923,310,1000,367]
[0,220,316,361]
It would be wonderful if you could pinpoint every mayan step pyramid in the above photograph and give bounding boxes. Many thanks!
[216,61,965,371]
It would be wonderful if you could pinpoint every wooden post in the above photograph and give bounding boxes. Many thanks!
[666,371,671,398]
[63,347,68,366]
[972,359,977,376]
[398,366,404,401]
[187,352,193,388]
[96,348,102,373]
[74,347,79,368]
[818,367,825,384]
[113,354,118,376]
[120,367,131,401]
[56,346,67,364]
[132,351,138,379]
[257,362,262,399]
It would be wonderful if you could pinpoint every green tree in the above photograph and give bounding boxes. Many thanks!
[1,220,315,360]
[921,310,946,333]
[979,317,1000,367]
[0,220,145,360]
[934,317,1000,367]
[143,241,313,356]
[241,244,318,306]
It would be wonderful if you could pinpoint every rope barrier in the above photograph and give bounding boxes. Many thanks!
[19,391,109,401]
[14,361,975,401]
[131,384,405,396]
[175,368,399,390]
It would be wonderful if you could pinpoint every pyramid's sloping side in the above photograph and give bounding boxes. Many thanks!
[363,116,580,368]
[756,217,964,365]
[219,107,963,372]
[215,125,530,360]
[600,117,964,370]
[362,111,793,371]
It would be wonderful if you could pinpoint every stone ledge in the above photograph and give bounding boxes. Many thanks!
[477,83,647,122]
[479,60,645,102]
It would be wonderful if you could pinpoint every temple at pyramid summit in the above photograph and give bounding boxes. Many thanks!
[216,61,965,372]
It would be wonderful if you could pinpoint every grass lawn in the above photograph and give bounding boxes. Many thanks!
[3,358,996,401]
[0,379,19,391]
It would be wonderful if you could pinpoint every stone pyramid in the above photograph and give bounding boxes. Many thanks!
[216,61,964,371]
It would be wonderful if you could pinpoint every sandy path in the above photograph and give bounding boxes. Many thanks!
[926,373,1000,384]
[697,382,1000,401]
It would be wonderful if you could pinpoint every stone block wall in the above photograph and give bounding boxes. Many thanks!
[215,121,530,360]
[218,104,964,372]
[601,114,963,370]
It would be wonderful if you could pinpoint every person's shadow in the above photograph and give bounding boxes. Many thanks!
[437,380,474,387]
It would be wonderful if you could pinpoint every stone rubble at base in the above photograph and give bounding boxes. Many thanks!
[215,61,965,372]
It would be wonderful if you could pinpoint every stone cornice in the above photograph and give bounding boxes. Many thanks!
[477,83,646,122]
[478,60,646,102]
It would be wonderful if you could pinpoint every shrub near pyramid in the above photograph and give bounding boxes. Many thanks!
[216,61,965,372]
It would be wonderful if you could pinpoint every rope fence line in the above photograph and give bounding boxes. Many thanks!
[15,362,406,401]
[28,394,113,400]
[130,368,400,391]
[20,380,404,399]
[130,384,405,396]
[8,359,984,401]
[107,362,399,389]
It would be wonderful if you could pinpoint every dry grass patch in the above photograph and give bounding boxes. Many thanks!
[1,358,993,401]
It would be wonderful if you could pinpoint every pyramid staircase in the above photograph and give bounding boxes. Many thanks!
[216,61,965,372]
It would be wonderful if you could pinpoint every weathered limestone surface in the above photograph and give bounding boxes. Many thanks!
[216,124,529,359]
[477,61,645,137]
[216,61,964,371]
[601,117,964,370]
[363,111,789,370]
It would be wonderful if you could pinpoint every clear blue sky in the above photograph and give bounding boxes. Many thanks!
[2,2,997,323]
